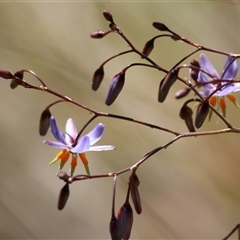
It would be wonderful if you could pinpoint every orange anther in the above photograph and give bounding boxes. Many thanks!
[209,96,217,106]
[79,153,88,165]
[219,98,226,110]
[227,94,236,103]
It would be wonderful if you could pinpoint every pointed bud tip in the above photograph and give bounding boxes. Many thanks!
[195,101,209,129]
[0,70,13,79]
[103,10,114,23]
[117,203,133,240]
[105,72,125,106]
[92,67,104,91]
[152,22,169,32]
[141,39,154,58]
[39,109,52,136]
[58,183,70,210]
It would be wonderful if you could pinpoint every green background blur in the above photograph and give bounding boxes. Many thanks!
[1,1,240,239]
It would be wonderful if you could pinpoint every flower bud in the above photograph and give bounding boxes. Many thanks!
[10,70,24,89]
[109,215,122,240]
[92,66,104,91]
[175,87,191,99]
[141,39,154,58]
[195,101,209,128]
[179,105,195,132]
[103,10,114,23]
[158,69,179,103]
[58,183,70,210]
[0,70,13,79]
[130,187,142,214]
[190,59,200,82]
[152,22,169,32]
[90,30,106,39]
[39,109,51,136]
[129,173,140,188]
[105,71,125,106]
[117,202,133,240]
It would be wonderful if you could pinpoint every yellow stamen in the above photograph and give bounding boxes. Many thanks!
[209,96,217,107]
[219,97,226,117]
[48,149,70,166]
[58,150,70,173]
[79,153,90,175]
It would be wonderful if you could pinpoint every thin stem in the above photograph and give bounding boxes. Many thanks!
[111,174,117,218]
[222,223,240,240]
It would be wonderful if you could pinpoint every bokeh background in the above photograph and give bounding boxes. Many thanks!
[1,1,240,239]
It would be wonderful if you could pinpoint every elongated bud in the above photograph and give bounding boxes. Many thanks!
[175,87,191,99]
[10,70,24,89]
[130,187,142,214]
[0,70,13,79]
[58,183,70,210]
[105,71,125,106]
[152,22,169,32]
[103,10,114,23]
[117,202,133,240]
[39,109,51,136]
[158,69,179,103]
[195,101,209,128]
[179,105,195,132]
[142,39,154,58]
[90,30,113,39]
[92,66,104,91]
[129,173,140,188]
[109,215,122,240]
[90,30,106,39]
[190,59,200,82]
[129,174,142,214]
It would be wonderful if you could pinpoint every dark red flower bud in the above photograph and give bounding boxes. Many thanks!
[179,105,195,132]
[195,101,209,129]
[117,202,133,240]
[90,30,106,39]
[109,215,122,240]
[152,22,169,32]
[129,173,140,188]
[105,71,125,106]
[141,39,154,58]
[179,105,193,120]
[0,70,13,79]
[92,66,104,91]
[58,183,70,210]
[10,70,24,89]
[130,187,142,214]
[190,59,200,82]
[39,109,51,136]
[129,174,142,214]
[175,87,191,99]
[103,10,114,23]
[158,69,179,103]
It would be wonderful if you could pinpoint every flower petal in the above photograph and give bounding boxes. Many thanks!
[87,123,105,145]
[65,118,78,145]
[50,117,66,144]
[71,135,90,153]
[88,145,116,151]
[215,84,235,96]
[43,140,67,149]
[221,56,238,79]
[199,53,220,79]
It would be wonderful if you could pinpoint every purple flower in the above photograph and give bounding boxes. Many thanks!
[198,53,240,117]
[43,116,115,175]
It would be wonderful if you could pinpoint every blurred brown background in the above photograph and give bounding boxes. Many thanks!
[1,1,240,239]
